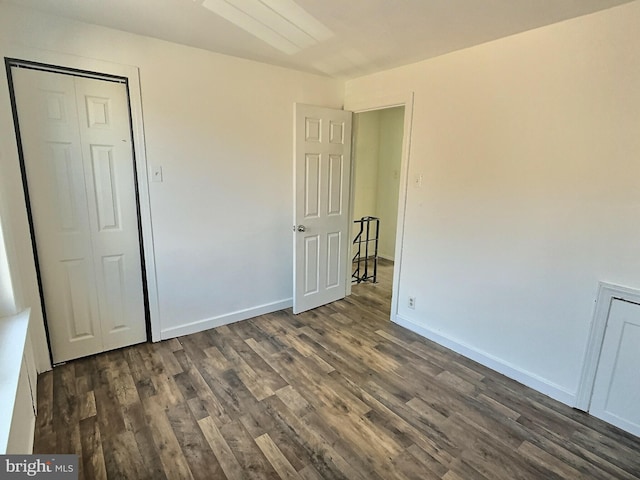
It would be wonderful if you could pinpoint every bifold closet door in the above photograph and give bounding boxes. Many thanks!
[12,67,146,363]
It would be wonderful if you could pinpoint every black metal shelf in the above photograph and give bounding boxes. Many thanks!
[352,216,379,284]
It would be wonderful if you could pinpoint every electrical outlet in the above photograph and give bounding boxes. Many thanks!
[408,296,415,309]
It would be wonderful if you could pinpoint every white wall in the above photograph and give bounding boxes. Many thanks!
[0,216,16,318]
[0,3,344,349]
[345,1,640,405]
[375,107,404,260]
[352,112,380,222]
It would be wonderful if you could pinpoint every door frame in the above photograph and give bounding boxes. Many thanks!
[2,48,161,364]
[345,92,414,322]
[575,281,640,410]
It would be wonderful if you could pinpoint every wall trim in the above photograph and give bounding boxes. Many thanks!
[394,314,577,406]
[575,282,640,411]
[160,298,293,339]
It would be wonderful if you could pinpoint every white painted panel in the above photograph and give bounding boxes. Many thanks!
[304,235,319,295]
[62,259,95,340]
[305,117,321,142]
[304,154,320,219]
[90,145,120,231]
[101,255,126,332]
[44,92,66,124]
[326,232,341,288]
[49,142,77,231]
[604,322,640,418]
[329,121,344,144]
[85,95,111,128]
[327,154,343,216]
[590,299,640,436]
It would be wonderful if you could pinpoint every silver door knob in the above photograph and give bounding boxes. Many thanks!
[297,225,306,232]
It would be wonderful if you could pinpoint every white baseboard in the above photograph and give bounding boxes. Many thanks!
[160,298,293,340]
[393,315,576,406]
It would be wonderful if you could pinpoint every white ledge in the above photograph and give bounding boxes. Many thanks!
[0,309,30,454]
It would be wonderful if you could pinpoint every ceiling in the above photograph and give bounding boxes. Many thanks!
[3,0,635,78]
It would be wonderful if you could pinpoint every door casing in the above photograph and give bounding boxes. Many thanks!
[344,92,414,322]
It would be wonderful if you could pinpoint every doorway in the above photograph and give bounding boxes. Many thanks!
[8,62,148,363]
[349,106,405,313]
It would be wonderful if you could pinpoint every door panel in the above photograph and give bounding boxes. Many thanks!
[12,67,146,362]
[63,258,98,340]
[329,120,344,144]
[90,145,120,230]
[85,95,111,128]
[13,68,103,361]
[326,232,341,288]
[327,154,343,215]
[74,76,146,352]
[49,142,78,230]
[294,104,352,314]
[304,154,321,218]
[101,254,127,332]
[590,298,640,437]
[304,235,320,295]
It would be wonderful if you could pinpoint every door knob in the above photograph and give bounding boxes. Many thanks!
[297,225,306,232]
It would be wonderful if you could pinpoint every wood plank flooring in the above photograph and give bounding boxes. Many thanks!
[34,259,640,479]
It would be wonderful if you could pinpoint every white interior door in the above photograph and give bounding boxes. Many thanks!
[590,298,640,437]
[293,104,352,314]
[12,66,147,363]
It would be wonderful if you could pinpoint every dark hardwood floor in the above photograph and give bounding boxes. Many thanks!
[34,259,640,479]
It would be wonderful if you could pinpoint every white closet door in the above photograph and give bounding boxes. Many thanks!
[12,67,146,363]
[73,76,146,352]
[590,298,640,437]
